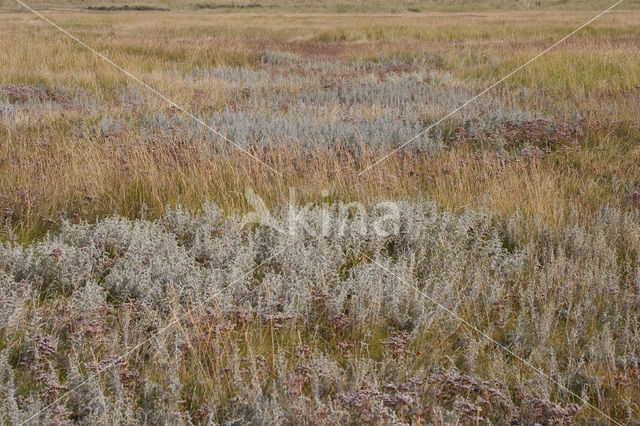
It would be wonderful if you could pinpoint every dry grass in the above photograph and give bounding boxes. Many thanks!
[3,0,640,12]
[1,10,639,241]
[2,122,638,241]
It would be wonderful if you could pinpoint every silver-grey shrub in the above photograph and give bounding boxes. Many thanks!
[0,199,639,423]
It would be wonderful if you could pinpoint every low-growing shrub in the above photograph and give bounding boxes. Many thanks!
[0,199,638,423]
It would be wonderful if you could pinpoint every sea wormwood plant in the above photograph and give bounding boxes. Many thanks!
[0,199,639,423]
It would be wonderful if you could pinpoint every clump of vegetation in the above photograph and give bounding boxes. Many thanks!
[87,4,169,10]
[194,2,262,9]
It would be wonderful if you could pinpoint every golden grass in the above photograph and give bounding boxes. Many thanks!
[2,122,638,242]
[2,11,639,89]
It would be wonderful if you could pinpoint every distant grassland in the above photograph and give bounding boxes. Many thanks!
[2,0,640,11]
